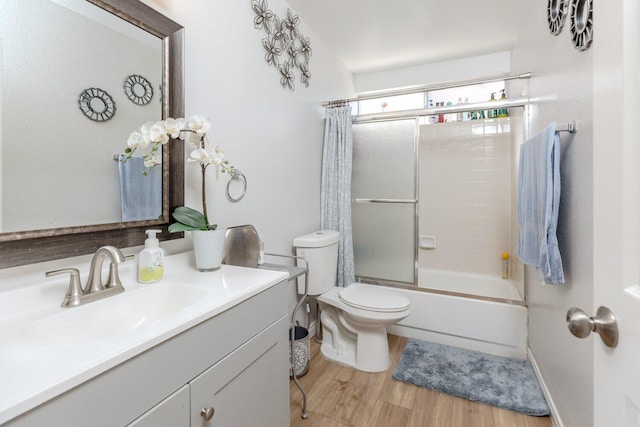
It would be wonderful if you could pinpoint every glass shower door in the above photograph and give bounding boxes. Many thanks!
[351,119,417,285]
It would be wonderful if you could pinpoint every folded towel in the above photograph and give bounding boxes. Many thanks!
[516,123,565,284]
[118,156,162,222]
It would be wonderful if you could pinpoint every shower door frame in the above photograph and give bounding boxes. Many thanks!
[351,107,529,307]
[351,117,420,288]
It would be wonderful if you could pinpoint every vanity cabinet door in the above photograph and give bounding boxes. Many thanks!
[127,385,189,427]
[190,315,289,427]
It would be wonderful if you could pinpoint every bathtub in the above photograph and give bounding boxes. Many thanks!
[418,269,523,300]
[382,269,528,359]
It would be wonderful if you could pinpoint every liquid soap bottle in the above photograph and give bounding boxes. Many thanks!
[488,92,498,118]
[139,229,164,283]
[498,89,509,117]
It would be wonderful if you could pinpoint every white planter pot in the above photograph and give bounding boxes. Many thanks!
[191,229,226,271]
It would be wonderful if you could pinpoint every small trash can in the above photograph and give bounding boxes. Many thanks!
[290,325,310,378]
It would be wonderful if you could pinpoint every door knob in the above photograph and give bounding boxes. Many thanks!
[566,306,618,348]
[201,407,215,420]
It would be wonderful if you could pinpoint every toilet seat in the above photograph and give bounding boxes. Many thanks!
[338,285,410,313]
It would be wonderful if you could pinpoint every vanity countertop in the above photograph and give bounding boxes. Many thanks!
[0,251,288,424]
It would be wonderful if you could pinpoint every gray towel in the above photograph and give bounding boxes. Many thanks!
[118,156,162,222]
[516,122,564,284]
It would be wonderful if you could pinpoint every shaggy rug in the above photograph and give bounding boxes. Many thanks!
[392,339,550,416]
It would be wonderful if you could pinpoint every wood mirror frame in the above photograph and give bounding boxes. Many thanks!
[0,0,184,269]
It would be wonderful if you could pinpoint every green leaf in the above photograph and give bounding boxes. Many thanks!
[168,222,199,233]
[171,206,208,230]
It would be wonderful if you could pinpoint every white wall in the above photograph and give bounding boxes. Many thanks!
[136,0,354,258]
[510,2,594,427]
[354,51,511,94]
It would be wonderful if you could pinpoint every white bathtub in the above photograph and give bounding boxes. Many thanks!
[418,269,523,300]
[384,269,528,359]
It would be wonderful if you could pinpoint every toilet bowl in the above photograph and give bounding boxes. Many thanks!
[293,230,411,373]
[317,283,410,372]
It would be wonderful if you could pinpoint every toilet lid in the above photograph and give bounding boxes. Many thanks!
[338,285,410,313]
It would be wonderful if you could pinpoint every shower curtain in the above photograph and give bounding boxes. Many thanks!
[321,105,355,287]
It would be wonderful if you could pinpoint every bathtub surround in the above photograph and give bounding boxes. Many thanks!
[392,338,550,417]
[516,122,565,285]
[320,105,355,286]
[419,118,513,278]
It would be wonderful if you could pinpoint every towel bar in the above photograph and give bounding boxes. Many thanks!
[557,121,577,134]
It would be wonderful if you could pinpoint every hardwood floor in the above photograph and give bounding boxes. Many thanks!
[289,335,552,427]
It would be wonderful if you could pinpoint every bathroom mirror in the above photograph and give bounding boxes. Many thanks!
[0,0,185,268]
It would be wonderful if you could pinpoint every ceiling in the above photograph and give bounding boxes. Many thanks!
[286,0,521,74]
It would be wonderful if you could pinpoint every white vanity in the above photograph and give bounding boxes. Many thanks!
[0,252,290,426]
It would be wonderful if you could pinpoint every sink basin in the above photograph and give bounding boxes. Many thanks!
[23,283,207,344]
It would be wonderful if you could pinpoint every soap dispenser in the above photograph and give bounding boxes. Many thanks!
[139,229,164,283]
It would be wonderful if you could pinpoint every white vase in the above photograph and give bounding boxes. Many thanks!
[191,229,226,272]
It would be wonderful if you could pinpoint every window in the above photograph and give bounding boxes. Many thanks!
[355,93,425,115]
[351,81,507,121]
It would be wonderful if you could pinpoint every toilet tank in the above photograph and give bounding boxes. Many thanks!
[293,230,340,295]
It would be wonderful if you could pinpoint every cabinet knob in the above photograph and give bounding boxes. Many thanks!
[201,407,215,421]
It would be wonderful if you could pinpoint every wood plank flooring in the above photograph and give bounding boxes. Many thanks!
[289,335,552,427]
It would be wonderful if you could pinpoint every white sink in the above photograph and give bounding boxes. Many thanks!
[23,282,207,344]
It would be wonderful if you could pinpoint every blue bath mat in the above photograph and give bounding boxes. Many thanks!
[392,339,549,416]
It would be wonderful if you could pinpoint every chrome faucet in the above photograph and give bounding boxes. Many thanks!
[85,246,126,293]
[46,246,128,308]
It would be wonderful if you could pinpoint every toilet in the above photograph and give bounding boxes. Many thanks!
[294,230,410,372]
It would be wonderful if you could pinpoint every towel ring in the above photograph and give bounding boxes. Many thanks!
[226,170,247,202]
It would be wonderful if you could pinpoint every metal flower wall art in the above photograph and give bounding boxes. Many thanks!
[251,0,311,91]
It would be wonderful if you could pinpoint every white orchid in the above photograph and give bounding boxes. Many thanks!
[189,148,210,164]
[121,115,235,231]
[187,115,212,134]
[164,118,186,138]
[182,131,202,147]
[127,131,143,149]
[148,122,169,144]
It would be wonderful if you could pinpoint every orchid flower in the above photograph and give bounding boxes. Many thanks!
[121,115,235,231]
